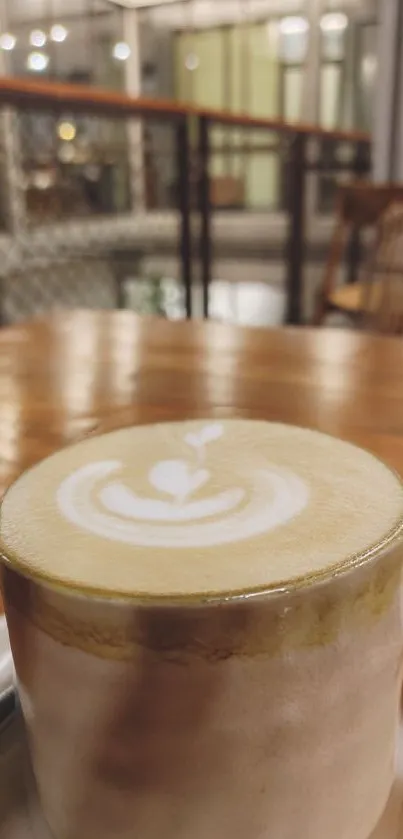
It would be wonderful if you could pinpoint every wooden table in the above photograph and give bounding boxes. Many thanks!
[1,310,403,836]
[0,310,403,496]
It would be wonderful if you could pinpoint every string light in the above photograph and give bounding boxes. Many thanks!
[112,41,131,61]
[50,24,68,43]
[27,52,49,72]
[30,29,47,47]
[0,33,16,51]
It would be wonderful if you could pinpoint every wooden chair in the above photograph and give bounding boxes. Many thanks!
[362,203,403,335]
[315,183,403,325]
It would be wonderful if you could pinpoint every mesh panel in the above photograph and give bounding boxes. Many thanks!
[0,105,183,322]
[1,257,118,323]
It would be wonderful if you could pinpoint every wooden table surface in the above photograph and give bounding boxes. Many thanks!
[2,311,403,817]
[1,310,403,498]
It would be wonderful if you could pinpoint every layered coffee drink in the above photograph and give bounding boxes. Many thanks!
[1,420,403,839]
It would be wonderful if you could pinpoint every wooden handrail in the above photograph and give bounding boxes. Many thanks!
[0,76,371,145]
[0,77,188,120]
[197,107,370,143]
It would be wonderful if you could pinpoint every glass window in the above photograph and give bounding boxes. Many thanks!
[1,2,123,88]
[173,9,330,210]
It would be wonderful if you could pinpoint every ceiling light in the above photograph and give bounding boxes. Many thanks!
[112,41,131,61]
[279,16,309,36]
[57,121,76,142]
[0,33,16,51]
[27,52,49,72]
[30,29,47,48]
[50,24,68,43]
[320,13,348,33]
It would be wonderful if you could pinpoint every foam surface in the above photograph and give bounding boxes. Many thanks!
[1,420,403,598]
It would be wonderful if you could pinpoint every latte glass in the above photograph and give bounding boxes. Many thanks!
[1,420,403,839]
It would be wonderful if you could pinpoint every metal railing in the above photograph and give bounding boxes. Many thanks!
[0,76,371,325]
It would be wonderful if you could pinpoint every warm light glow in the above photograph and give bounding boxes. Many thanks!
[30,29,47,47]
[0,33,16,51]
[32,171,53,190]
[279,16,309,36]
[50,24,68,43]
[58,143,75,163]
[113,41,131,61]
[57,121,76,142]
[27,52,49,72]
[320,13,348,33]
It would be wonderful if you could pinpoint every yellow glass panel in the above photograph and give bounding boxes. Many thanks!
[193,29,225,178]
[283,67,303,123]
[320,64,341,129]
[227,24,247,181]
[175,32,197,104]
[246,22,280,209]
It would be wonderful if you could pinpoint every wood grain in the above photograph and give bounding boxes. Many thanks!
[1,310,403,607]
[0,310,402,483]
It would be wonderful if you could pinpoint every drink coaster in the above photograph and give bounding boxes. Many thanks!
[1,712,403,839]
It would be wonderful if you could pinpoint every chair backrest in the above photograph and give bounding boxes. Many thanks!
[362,203,403,334]
[336,183,403,227]
[315,182,403,324]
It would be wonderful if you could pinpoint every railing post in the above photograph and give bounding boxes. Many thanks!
[346,140,371,285]
[285,133,307,325]
[176,117,193,319]
[198,115,212,319]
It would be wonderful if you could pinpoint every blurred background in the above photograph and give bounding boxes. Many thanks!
[0,0,395,326]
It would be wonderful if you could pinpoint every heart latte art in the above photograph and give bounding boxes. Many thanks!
[56,423,309,548]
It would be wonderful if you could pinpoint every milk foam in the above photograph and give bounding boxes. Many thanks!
[1,420,402,598]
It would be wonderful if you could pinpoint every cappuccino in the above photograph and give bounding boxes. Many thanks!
[1,421,403,839]
[1,419,402,598]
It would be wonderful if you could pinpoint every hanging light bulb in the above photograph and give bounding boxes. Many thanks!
[50,24,68,43]
[30,29,47,48]
[0,33,16,51]
[320,13,348,33]
[112,41,131,61]
[279,16,309,36]
[27,52,49,72]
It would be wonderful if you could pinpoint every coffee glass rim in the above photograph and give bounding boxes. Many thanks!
[1,421,403,607]
[1,519,403,608]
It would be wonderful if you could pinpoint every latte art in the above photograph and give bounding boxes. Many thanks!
[1,420,403,598]
[56,424,309,548]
